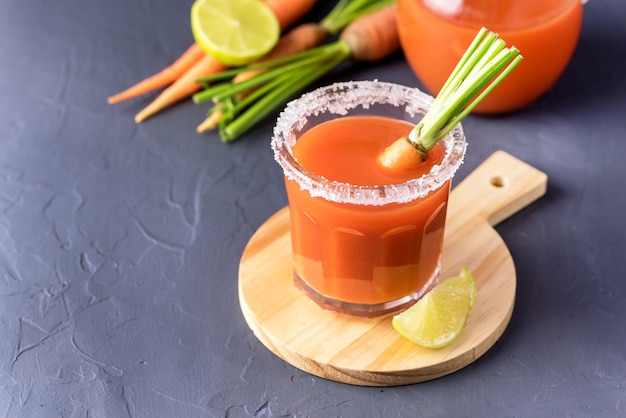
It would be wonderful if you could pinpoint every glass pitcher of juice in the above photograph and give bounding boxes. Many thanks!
[271,81,466,317]
[397,0,584,113]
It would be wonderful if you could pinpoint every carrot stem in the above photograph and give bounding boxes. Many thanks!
[191,49,315,105]
[195,45,332,85]
[321,0,396,34]
[410,29,522,152]
[220,72,291,125]
[215,49,340,102]
[222,50,348,141]
[378,28,522,171]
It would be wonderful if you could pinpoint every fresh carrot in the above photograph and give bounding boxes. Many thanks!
[134,55,228,123]
[194,3,400,141]
[338,3,399,62]
[265,0,317,31]
[107,43,205,104]
[131,0,317,123]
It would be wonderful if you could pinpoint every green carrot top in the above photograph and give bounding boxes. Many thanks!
[409,27,523,154]
[376,27,522,171]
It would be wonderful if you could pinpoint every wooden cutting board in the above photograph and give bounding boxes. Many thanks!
[238,151,547,386]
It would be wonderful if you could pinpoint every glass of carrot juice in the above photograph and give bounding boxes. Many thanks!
[271,81,466,317]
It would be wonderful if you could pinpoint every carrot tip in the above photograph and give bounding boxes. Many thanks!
[108,93,129,104]
[197,112,222,133]
[134,112,147,123]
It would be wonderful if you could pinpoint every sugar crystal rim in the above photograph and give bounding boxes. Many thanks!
[271,80,467,206]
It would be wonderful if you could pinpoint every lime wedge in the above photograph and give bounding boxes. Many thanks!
[191,0,280,66]
[392,267,476,349]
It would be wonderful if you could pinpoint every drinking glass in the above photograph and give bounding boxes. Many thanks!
[271,81,466,317]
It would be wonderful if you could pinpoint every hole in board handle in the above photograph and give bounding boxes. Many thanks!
[490,176,506,188]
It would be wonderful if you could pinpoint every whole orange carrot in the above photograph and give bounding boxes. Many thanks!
[107,44,205,104]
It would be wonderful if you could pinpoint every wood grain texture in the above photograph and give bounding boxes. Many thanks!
[239,151,547,386]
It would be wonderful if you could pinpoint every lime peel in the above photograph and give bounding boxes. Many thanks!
[392,267,476,349]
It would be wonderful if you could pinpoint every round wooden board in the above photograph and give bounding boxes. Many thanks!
[239,151,547,386]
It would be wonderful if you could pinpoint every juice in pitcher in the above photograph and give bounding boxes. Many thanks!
[397,0,583,112]
[271,81,466,317]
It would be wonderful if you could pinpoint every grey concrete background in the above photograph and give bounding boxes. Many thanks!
[1,0,624,416]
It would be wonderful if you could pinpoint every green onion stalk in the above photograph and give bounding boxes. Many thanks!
[193,0,397,141]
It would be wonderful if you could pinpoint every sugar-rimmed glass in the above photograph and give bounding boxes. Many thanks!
[272,81,466,317]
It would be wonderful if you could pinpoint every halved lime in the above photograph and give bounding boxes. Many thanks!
[191,0,280,66]
[392,267,476,349]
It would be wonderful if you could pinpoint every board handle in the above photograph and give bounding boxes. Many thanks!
[448,150,548,227]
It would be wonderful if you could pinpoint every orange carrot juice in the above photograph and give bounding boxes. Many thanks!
[271,81,466,317]
[288,116,448,306]
[397,0,583,113]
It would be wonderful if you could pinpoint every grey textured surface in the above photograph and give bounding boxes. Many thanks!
[1,0,625,417]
